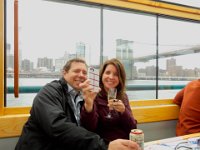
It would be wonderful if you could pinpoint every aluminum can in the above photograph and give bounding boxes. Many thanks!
[129,129,144,150]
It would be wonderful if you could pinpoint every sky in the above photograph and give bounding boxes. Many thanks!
[7,0,101,65]
[6,0,200,69]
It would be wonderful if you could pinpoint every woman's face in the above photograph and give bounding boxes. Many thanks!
[102,64,119,92]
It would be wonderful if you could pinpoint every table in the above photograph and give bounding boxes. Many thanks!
[144,133,200,150]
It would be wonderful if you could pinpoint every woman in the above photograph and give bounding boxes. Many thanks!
[81,58,137,142]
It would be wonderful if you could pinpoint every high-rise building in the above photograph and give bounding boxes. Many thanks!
[166,58,176,76]
[116,39,134,79]
[21,59,33,72]
[55,58,66,72]
[7,43,11,55]
[76,42,85,59]
[7,54,14,71]
[146,66,156,76]
[37,57,53,71]
[102,56,108,63]
[166,58,176,70]
[6,43,14,71]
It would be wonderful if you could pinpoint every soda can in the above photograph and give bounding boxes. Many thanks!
[129,129,144,150]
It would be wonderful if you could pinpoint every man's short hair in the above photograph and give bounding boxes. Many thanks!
[63,58,87,72]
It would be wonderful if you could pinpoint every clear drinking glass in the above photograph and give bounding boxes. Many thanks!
[105,88,117,119]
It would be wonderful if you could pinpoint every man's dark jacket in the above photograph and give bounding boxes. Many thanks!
[15,78,108,150]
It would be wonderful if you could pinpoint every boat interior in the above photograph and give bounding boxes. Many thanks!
[1,0,200,149]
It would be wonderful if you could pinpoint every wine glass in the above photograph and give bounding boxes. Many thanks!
[105,88,117,119]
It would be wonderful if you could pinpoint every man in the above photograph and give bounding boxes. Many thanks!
[15,58,139,150]
[173,79,200,136]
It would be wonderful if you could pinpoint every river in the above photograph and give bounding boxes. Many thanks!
[6,78,190,107]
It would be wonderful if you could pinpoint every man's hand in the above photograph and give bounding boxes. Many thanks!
[108,139,139,150]
[79,79,100,112]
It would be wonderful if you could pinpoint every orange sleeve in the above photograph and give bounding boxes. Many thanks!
[173,88,185,106]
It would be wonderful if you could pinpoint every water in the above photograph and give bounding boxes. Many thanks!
[6,78,190,107]
[126,80,189,101]
[6,78,55,107]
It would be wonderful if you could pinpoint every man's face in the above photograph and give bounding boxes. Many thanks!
[63,62,87,91]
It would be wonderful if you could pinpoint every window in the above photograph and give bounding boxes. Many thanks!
[103,8,157,100]
[6,0,100,107]
[5,0,200,107]
[158,18,200,98]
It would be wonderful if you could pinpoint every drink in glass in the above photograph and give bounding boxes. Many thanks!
[105,88,117,119]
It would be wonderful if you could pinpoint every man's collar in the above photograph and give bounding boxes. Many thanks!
[60,77,80,97]
[67,83,79,96]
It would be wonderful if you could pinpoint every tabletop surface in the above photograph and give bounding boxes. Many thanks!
[144,133,200,150]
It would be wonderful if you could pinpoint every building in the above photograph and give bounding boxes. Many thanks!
[21,59,33,72]
[76,42,85,59]
[55,58,66,72]
[166,58,176,76]
[37,57,53,72]
[116,39,134,79]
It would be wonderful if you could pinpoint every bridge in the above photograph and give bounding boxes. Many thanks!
[134,45,200,62]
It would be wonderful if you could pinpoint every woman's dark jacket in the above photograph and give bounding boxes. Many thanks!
[81,89,137,142]
[15,78,108,150]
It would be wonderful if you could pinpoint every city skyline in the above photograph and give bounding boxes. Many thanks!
[7,47,200,79]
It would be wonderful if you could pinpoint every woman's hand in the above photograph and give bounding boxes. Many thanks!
[108,99,125,113]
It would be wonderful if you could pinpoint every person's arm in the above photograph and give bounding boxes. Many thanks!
[80,102,99,131]
[79,80,100,131]
[31,82,107,150]
[110,94,137,131]
[119,94,137,130]
[173,88,185,106]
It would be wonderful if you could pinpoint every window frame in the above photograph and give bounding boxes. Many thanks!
[82,0,200,21]
[0,0,4,115]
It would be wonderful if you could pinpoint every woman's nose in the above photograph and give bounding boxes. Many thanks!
[108,73,114,79]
